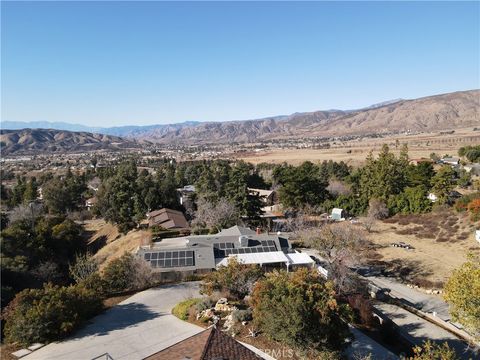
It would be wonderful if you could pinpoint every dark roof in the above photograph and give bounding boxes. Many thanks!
[144,326,260,360]
[147,208,189,229]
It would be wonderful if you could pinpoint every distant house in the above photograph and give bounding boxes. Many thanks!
[409,158,434,166]
[176,185,196,215]
[464,163,480,176]
[428,191,462,204]
[476,230,480,244]
[329,208,346,221]
[87,177,101,192]
[248,188,277,206]
[146,208,189,229]
[85,197,97,210]
[441,157,460,166]
[144,325,262,359]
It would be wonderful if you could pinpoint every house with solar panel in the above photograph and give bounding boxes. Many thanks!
[135,225,314,276]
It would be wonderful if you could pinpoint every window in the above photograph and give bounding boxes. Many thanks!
[151,253,158,260]
[144,253,151,260]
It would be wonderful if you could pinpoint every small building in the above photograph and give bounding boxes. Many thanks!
[409,158,434,166]
[476,230,480,244]
[428,191,462,204]
[248,188,277,206]
[146,208,189,229]
[144,325,262,360]
[441,157,460,166]
[85,197,97,210]
[176,185,196,206]
[330,208,345,221]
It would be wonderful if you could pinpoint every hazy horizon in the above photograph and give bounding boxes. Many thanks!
[2,1,479,127]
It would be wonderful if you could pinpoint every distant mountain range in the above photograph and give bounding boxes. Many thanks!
[2,89,479,145]
[0,128,148,155]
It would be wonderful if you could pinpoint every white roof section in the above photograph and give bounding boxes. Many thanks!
[332,208,343,215]
[248,188,274,198]
[217,225,256,236]
[216,251,289,267]
[285,252,315,265]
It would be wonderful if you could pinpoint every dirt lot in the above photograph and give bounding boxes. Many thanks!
[238,128,480,165]
[366,209,479,286]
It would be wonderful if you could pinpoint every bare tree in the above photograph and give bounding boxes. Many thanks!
[191,197,239,232]
[300,222,367,294]
[367,199,389,220]
[131,256,156,290]
[326,180,352,197]
[9,203,44,226]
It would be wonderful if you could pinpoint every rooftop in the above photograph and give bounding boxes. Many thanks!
[144,325,259,360]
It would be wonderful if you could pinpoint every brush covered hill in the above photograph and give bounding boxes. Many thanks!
[137,89,479,144]
[0,128,149,155]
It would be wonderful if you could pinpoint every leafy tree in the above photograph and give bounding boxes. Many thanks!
[406,162,435,188]
[458,145,480,162]
[430,166,455,204]
[359,145,408,203]
[23,177,39,204]
[388,186,432,215]
[95,161,138,232]
[443,254,480,340]
[409,340,460,360]
[1,216,85,306]
[3,284,103,345]
[277,161,329,208]
[251,269,351,352]
[42,173,86,214]
[200,257,263,300]
[225,162,263,219]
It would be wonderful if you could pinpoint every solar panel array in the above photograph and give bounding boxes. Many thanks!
[214,240,277,258]
[144,250,195,268]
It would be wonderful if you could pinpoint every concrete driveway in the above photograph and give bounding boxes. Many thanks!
[24,282,204,360]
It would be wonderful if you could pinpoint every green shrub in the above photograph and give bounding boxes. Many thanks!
[102,253,154,294]
[231,308,252,323]
[172,298,201,320]
[3,283,103,345]
[195,297,215,313]
[251,269,351,351]
[200,257,263,300]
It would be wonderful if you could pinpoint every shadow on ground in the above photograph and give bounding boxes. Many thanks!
[71,302,161,338]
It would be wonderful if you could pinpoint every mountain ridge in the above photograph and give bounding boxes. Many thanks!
[2,89,479,144]
[0,128,149,155]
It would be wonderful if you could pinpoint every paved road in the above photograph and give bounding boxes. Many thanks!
[368,276,450,321]
[375,303,474,360]
[24,282,205,360]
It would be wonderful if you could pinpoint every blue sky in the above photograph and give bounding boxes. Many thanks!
[2,1,479,127]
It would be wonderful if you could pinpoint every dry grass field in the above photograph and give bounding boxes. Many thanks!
[238,128,480,166]
[366,208,479,287]
[83,219,151,269]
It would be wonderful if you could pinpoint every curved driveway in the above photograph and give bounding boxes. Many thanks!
[24,282,204,360]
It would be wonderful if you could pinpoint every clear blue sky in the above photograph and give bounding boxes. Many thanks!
[2,1,479,127]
